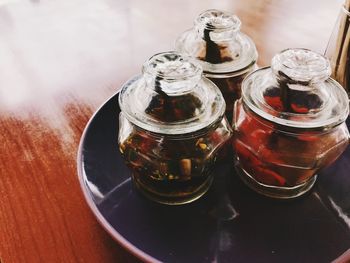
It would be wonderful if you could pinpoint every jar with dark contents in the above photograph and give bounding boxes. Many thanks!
[118,52,232,205]
[175,9,258,122]
[233,48,350,199]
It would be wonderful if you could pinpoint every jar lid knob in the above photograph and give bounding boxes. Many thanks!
[142,52,202,95]
[271,48,331,84]
[195,9,241,41]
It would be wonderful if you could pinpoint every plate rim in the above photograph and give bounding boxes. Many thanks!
[76,90,160,263]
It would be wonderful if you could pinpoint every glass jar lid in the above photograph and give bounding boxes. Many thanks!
[242,48,349,129]
[119,51,226,134]
[175,9,258,75]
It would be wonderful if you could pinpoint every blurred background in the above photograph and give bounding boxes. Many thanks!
[0,0,343,113]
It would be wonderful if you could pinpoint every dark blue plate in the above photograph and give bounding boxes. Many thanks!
[77,92,350,263]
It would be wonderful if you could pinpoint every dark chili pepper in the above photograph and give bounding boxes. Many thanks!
[203,23,222,64]
[277,71,292,112]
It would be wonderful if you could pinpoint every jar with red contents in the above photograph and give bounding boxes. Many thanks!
[175,9,258,122]
[233,48,350,199]
[118,51,232,205]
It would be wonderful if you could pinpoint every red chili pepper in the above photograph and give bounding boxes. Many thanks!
[235,140,263,168]
[297,132,319,142]
[210,130,223,144]
[264,96,283,111]
[291,103,309,113]
[254,166,286,186]
[250,128,272,144]
[236,141,286,186]
[238,120,273,156]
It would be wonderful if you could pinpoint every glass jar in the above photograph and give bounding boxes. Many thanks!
[175,9,258,122]
[233,48,350,199]
[118,51,232,205]
[325,4,350,95]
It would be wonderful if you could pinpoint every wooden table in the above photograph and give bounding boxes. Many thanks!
[0,0,344,262]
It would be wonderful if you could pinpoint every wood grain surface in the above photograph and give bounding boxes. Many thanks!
[0,0,342,262]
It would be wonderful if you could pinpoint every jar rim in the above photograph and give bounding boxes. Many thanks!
[119,75,226,135]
